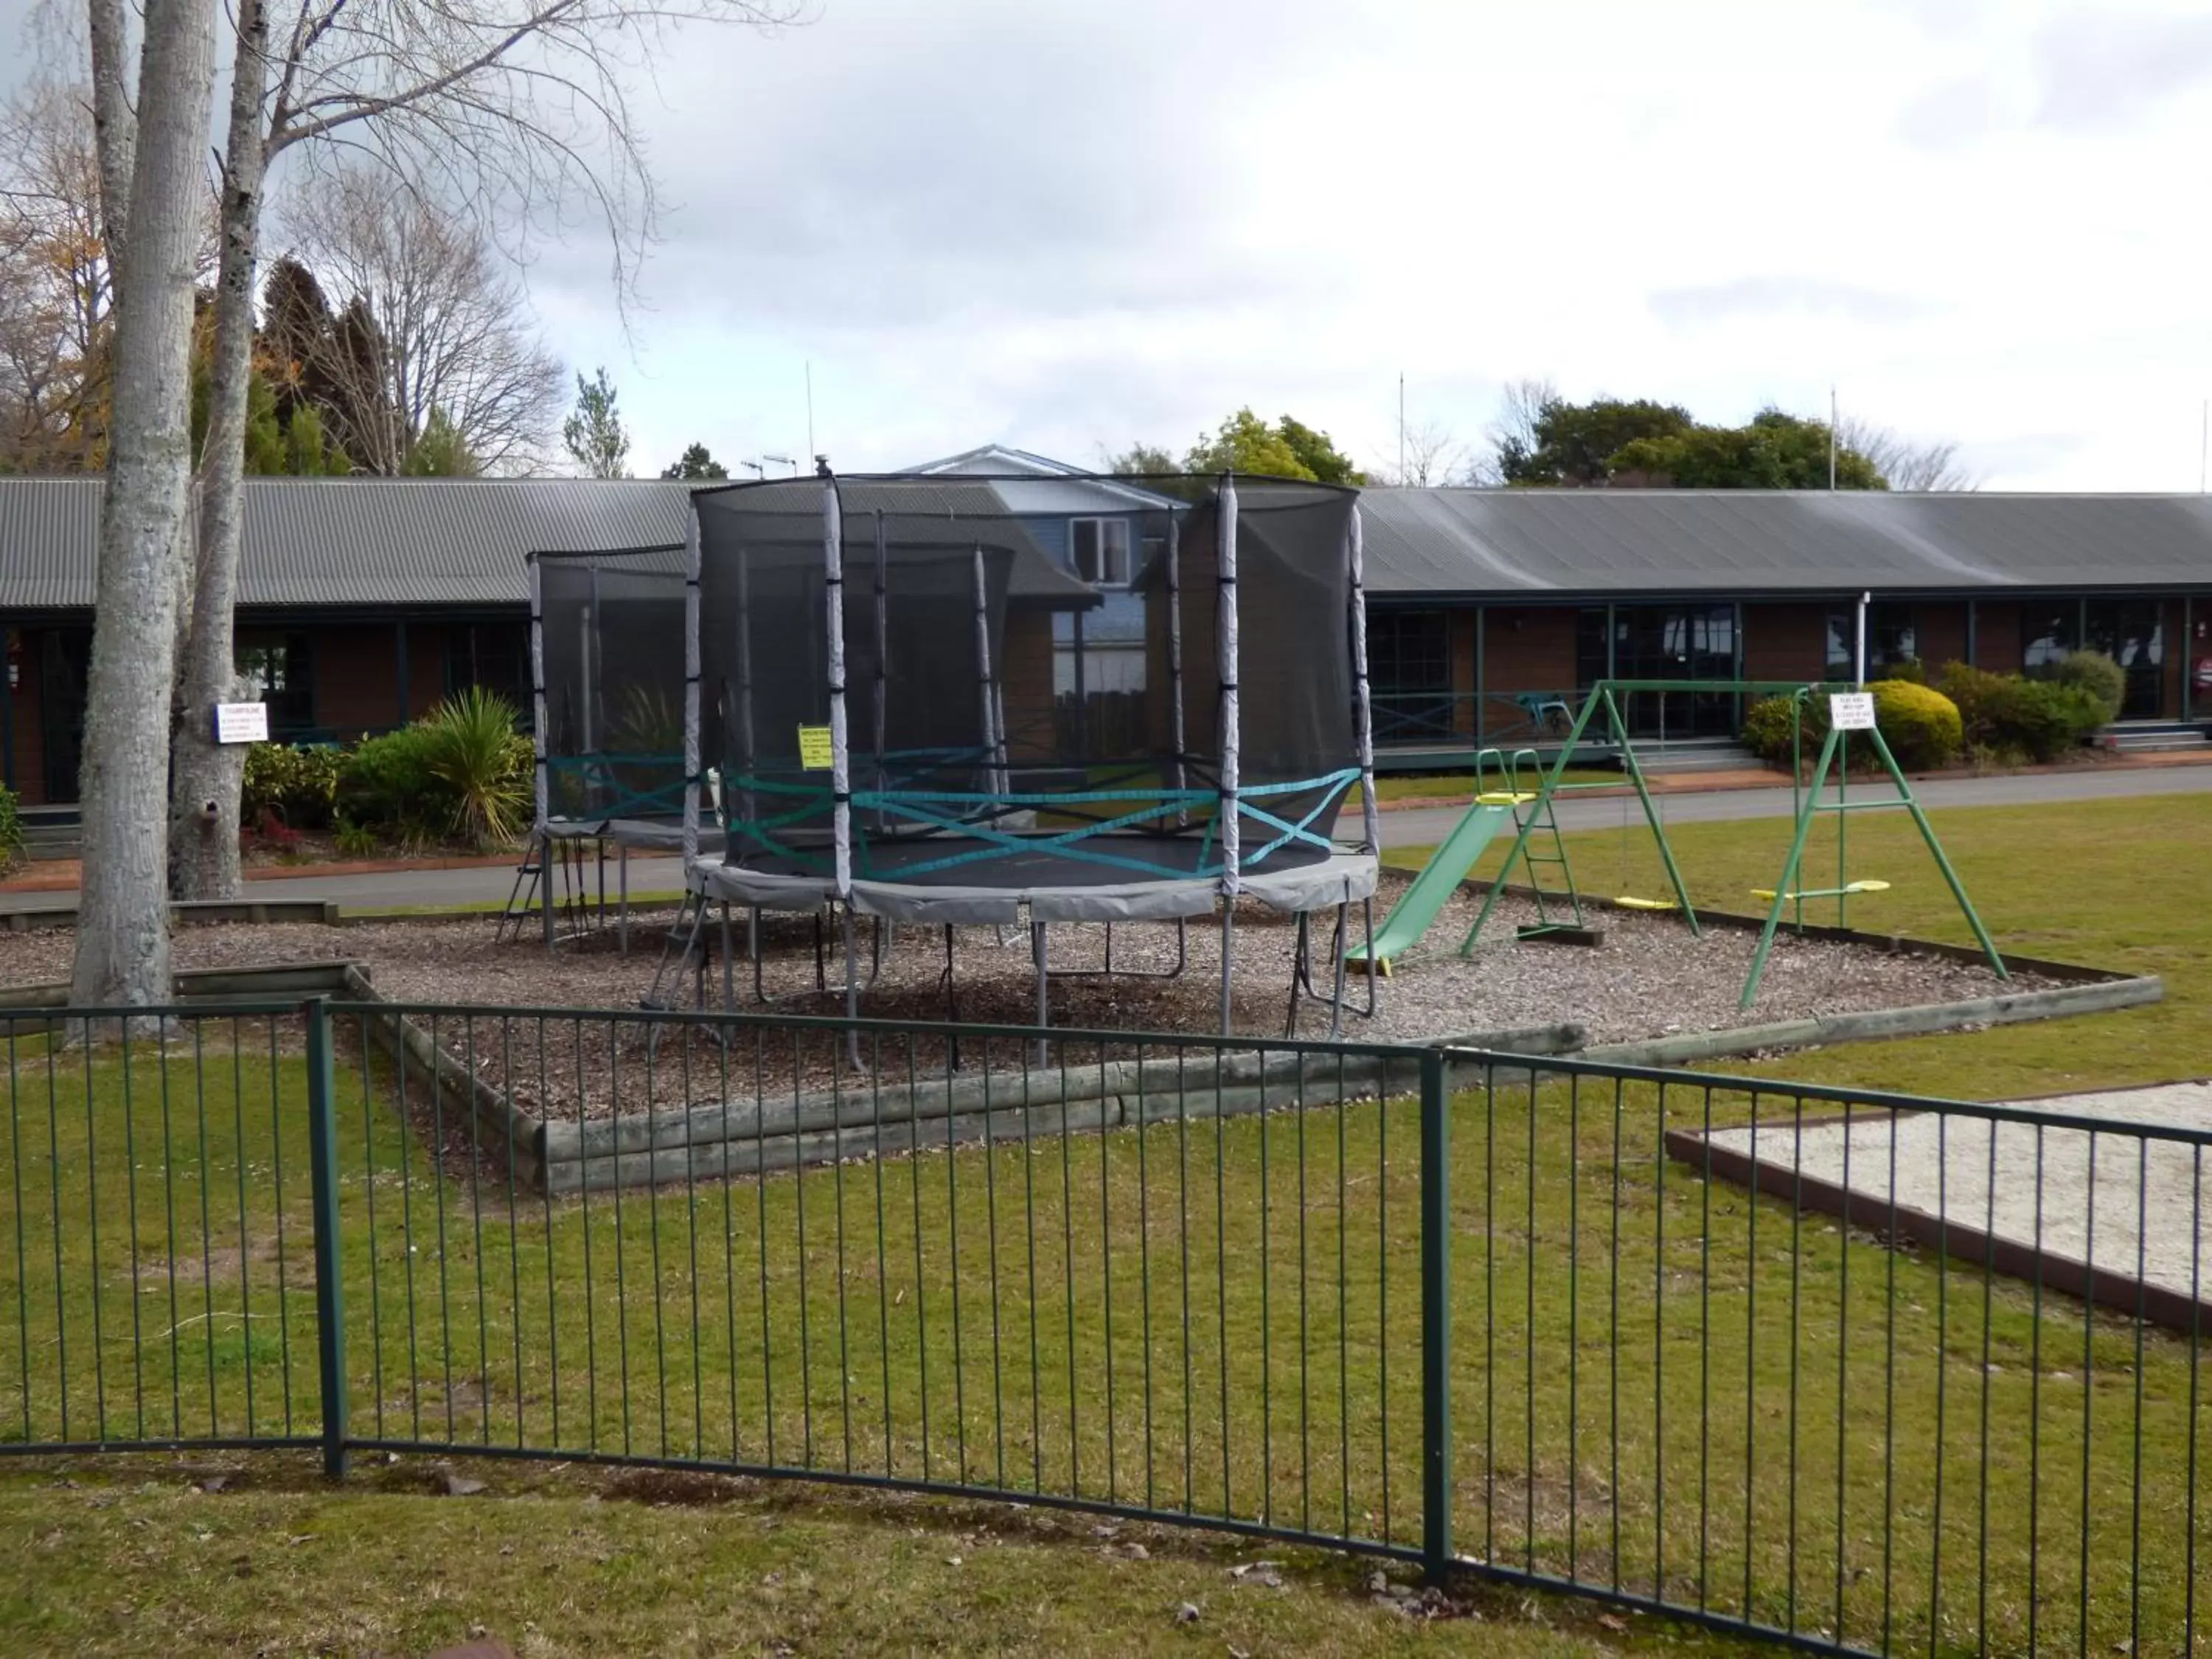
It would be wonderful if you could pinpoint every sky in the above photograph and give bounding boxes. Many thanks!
[13,0,2212,489]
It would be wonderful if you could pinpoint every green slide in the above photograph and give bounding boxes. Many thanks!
[1344,798,1515,975]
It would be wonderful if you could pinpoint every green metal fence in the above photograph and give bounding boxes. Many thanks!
[1,999,2205,1657]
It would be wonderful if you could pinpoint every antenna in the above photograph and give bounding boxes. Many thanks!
[764,453,796,476]
[740,459,765,479]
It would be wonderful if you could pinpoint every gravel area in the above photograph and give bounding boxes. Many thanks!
[1701,1082,2212,1313]
[0,874,2053,1124]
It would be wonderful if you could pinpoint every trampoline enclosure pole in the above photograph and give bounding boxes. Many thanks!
[528,553,552,948]
[972,545,1005,796]
[1167,514,1186,826]
[874,511,888,830]
[1349,504,1380,855]
[1217,474,1241,1032]
[824,478,852,903]
[736,552,754,836]
[682,510,703,874]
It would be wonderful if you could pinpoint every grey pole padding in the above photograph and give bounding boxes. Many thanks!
[1217,476,1242,894]
[681,509,703,873]
[873,510,889,832]
[824,478,852,900]
[971,543,1006,796]
[1216,475,1241,1033]
[528,552,553,949]
[527,552,549,838]
[1348,504,1381,855]
[1166,513,1187,827]
[735,552,754,835]
[582,563,602,756]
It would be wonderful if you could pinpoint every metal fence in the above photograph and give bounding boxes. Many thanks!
[0,998,2204,1657]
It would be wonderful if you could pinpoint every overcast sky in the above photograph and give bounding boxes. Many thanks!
[14,0,2212,487]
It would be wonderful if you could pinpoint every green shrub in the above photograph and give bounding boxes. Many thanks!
[241,743,342,830]
[336,723,445,840]
[332,817,380,858]
[1937,661,2104,762]
[0,783,21,871]
[418,687,532,848]
[1874,657,1929,686]
[2043,650,2126,723]
[1869,678,1963,770]
[1741,694,1819,765]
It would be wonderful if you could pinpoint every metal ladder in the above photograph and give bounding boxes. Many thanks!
[1507,767,1586,939]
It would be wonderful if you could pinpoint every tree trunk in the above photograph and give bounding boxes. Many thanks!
[170,4,271,901]
[70,0,222,1008]
[85,0,136,299]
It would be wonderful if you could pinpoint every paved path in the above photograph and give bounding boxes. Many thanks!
[2,765,2208,919]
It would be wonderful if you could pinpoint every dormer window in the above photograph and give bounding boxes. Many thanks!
[1071,517,1131,587]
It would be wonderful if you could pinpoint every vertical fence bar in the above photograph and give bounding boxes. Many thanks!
[305,998,349,1479]
[1420,1048,1452,1582]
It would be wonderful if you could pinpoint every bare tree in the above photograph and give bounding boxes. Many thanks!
[1371,416,1468,487]
[0,79,116,471]
[1836,414,1979,492]
[277,168,565,474]
[72,0,223,1006]
[1483,375,1559,484]
[165,0,804,902]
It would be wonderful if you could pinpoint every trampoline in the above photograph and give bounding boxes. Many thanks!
[653,469,1382,1039]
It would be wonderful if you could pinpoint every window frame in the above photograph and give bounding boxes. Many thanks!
[1069,516,1133,588]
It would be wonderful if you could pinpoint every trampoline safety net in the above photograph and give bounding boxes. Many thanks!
[688,473,1370,900]
[532,545,704,828]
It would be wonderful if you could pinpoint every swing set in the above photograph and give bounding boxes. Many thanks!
[1458,678,2008,1008]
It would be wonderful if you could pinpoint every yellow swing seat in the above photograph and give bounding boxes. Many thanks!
[1750,878,1893,901]
[1615,894,1680,911]
[1475,790,1537,806]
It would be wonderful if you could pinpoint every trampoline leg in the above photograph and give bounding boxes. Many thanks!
[942,924,962,1071]
[597,838,607,930]
[1031,917,1049,1068]
[719,902,734,1013]
[1284,912,1307,1040]
[1329,902,1349,1040]
[843,902,862,1071]
[619,846,630,957]
[540,835,554,952]
[1217,903,1236,1036]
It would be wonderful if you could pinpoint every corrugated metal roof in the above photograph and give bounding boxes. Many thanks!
[0,476,1097,611]
[1356,489,2212,598]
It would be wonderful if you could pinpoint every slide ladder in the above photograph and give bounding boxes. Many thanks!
[1510,779,1586,939]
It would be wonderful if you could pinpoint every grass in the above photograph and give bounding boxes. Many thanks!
[1398,787,2209,1099]
[3,791,2209,1655]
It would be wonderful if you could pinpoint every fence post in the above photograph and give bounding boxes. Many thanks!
[305,998,349,1479]
[1419,1047,1453,1582]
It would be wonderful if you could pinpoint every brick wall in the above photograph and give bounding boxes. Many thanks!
[1915,602,1969,670]
[1971,602,2022,672]
[1742,603,1826,684]
[1479,607,1578,693]
[312,624,405,737]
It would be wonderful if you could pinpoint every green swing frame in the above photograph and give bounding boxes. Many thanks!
[1459,679,2008,1008]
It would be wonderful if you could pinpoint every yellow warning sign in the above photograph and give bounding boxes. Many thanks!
[797,724,835,771]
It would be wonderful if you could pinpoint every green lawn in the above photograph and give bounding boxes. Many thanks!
[1,792,2208,1656]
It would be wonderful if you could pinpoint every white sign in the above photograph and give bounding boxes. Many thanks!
[1828,691,1877,732]
[213,701,271,745]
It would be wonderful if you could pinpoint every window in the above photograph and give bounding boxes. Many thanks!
[2084,599,2165,720]
[234,633,315,735]
[2022,605,2076,673]
[445,623,528,708]
[1578,605,1737,737]
[1071,518,1133,587]
[1825,603,1918,678]
[1367,610,1450,694]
